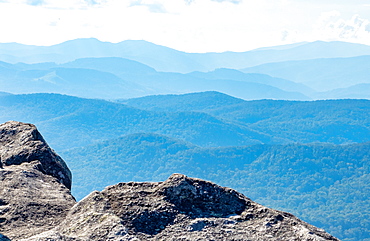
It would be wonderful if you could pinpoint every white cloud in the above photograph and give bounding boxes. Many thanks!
[211,0,242,4]
[0,0,369,52]
[26,0,45,6]
[313,12,370,43]
[128,0,167,13]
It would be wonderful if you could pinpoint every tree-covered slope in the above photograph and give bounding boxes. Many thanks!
[1,91,369,240]
[0,93,271,151]
[120,91,247,112]
[2,92,370,151]
[60,134,370,241]
[124,92,370,144]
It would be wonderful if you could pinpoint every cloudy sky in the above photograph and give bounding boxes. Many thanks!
[0,0,369,52]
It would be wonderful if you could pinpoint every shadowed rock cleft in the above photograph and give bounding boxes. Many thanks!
[160,173,248,218]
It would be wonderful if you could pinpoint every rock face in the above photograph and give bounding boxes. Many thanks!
[0,121,76,240]
[0,121,339,241]
[24,174,339,241]
[0,121,71,189]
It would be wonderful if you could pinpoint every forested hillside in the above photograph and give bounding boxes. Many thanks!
[2,93,370,151]
[0,93,272,150]
[60,135,370,241]
[1,92,370,240]
[124,92,370,144]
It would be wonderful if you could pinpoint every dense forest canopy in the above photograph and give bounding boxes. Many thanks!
[0,92,369,241]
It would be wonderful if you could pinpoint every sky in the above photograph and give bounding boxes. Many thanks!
[0,0,369,52]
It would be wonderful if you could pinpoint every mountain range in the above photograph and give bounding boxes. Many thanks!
[1,38,370,241]
[241,55,370,92]
[2,39,370,73]
[1,92,370,152]
[0,57,310,100]
[1,39,370,100]
[0,92,369,241]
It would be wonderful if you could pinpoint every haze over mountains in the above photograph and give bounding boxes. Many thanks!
[1,39,370,241]
[0,91,369,241]
[242,55,370,92]
[1,38,370,100]
[1,92,370,152]
[2,39,370,72]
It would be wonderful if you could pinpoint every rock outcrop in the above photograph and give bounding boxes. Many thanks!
[0,121,76,240]
[0,121,339,241]
[24,174,339,241]
[0,121,71,189]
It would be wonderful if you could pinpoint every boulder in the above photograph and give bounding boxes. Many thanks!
[0,121,71,189]
[0,121,76,240]
[24,174,339,241]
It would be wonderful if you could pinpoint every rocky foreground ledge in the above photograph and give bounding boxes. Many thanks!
[0,121,339,241]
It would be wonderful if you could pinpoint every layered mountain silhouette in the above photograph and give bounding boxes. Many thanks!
[1,92,370,152]
[1,38,370,73]
[0,57,309,100]
[1,38,370,241]
[241,55,370,92]
[1,39,370,99]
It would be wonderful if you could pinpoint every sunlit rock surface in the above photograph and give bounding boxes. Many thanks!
[0,121,75,240]
[25,174,338,241]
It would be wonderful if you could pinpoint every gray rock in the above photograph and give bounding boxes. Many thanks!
[0,121,71,189]
[0,121,76,240]
[24,174,339,241]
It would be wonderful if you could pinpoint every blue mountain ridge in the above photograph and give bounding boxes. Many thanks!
[0,57,310,100]
[1,38,370,72]
[241,55,370,92]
